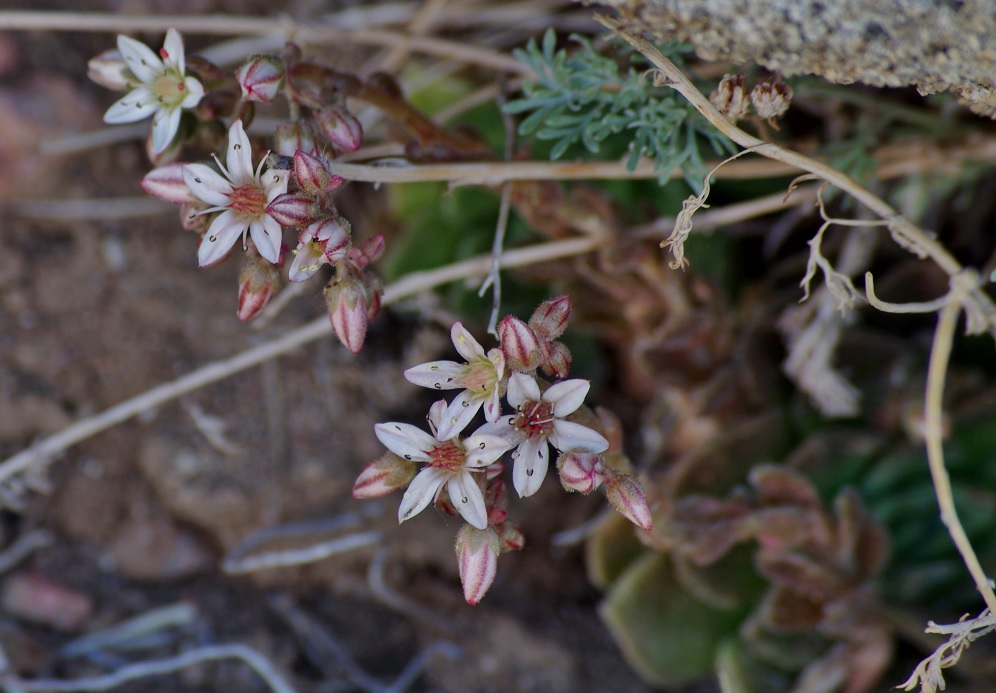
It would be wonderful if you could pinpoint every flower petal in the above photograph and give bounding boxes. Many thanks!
[287,241,325,282]
[226,120,254,185]
[474,417,521,445]
[263,169,290,202]
[482,387,502,423]
[103,87,158,123]
[451,322,486,362]
[117,34,162,84]
[161,28,185,73]
[250,215,283,264]
[403,361,464,390]
[507,372,540,409]
[197,210,243,266]
[398,468,446,524]
[512,437,549,498]
[374,422,435,462]
[436,390,484,441]
[448,474,488,530]
[464,434,512,468]
[544,379,590,417]
[427,400,448,436]
[150,105,181,155]
[183,163,233,207]
[180,76,205,109]
[549,420,608,454]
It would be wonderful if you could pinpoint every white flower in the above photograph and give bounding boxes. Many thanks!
[100,29,205,155]
[182,120,290,266]
[404,323,505,440]
[287,217,351,282]
[374,401,511,530]
[478,372,608,498]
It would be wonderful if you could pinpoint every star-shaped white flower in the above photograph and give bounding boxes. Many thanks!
[404,323,505,440]
[478,372,608,498]
[182,120,290,266]
[374,401,511,530]
[100,29,205,155]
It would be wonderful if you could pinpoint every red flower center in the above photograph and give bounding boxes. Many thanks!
[228,184,266,217]
[515,400,555,439]
[429,440,466,472]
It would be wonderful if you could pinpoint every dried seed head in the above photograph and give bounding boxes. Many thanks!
[751,80,793,121]
[710,74,750,122]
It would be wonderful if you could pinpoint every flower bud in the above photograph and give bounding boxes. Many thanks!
[325,273,367,353]
[293,150,343,197]
[235,54,285,103]
[557,451,606,494]
[87,49,131,91]
[495,522,525,552]
[352,452,417,499]
[316,104,363,154]
[455,525,500,605]
[539,340,572,380]
[604,472,653,531]
[266,193,318,228]
[710,74,750,122]
[274,120,318,157]
[141,163,197,204]
[288,217,352,282]
[750,80,793,122]
[180,202,211,233]
[237,253,280,322]
[498,316,542,372]
[359,233,386,264]
[529,295,571,341]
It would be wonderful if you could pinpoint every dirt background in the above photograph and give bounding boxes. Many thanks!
[0,1,674,691]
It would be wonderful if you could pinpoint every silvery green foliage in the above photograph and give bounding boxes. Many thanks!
[504,29,736,187]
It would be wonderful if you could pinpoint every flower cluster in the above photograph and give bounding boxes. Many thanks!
[101,30,382,349]
[89,31,651,606]
[353,297,652,603]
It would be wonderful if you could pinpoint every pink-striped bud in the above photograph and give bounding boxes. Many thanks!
[142,163,197,204]
[529,295,571,340]
[604,472,653,531]
[180,202,211,233]
[540,340,572,380]
[325,274,368,354]
[266,193,318,228]
[235,54,285,103]
[557,452,606,494]
[274,120,318,157]
[455,525,500,605]
[316,104,363,154]
[495,522,525,552]
[359,233,386,264]
[352,452,417,499]
[87,49,131,91]
[498,316,542,372]
[292,150,343,197]
[237,254,279,322]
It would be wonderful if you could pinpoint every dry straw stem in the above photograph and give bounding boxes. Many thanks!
[0,236,602,501]
[600,16,996,335]
[0,9,528,75]
[924,272,996,616]
[1,643,295,693]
